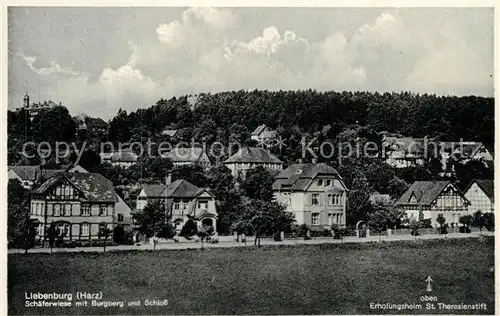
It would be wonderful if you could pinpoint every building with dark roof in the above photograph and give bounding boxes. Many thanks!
[464,179,494,214]
[224,147,283,178]
[8,164,87,190]
[395,181,470,226]
[101,149,138,169]
[273,163,347,228]
[30,171,131,244]
[8,165,40,189]
[161,147,210,168]
[136,176,217,232]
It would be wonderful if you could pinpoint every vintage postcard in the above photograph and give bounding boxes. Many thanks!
[3,1,497,315]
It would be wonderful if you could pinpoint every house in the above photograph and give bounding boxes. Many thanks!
[250,124,277,143]
[135,176,217,231]
[100,149,138,168]
[273,163,348,228]
[382,136,429,168]
[224,147,283,178]
[8,165,40,189]
[40,164,88,180]
[464,179,494,214]
[7,164,87,189]
[161,129,178,138]
[440,141,493,168]
[161,147,210,168]
[395,181,470,226]
[29,172,130,244]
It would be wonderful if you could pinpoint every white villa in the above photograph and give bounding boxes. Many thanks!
[273,163,348,228]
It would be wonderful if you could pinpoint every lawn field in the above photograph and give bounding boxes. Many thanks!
[8,237,495,315]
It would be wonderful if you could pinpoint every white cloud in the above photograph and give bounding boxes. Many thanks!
[10,8,493,119]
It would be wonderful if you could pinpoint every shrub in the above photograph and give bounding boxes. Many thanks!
[420,218,432,229]
[180,219,198,239]
[297,224,309,239]
[459,226,471,233]
[273,233,282,241]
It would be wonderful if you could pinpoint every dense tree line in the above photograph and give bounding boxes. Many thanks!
[105,90,493,150]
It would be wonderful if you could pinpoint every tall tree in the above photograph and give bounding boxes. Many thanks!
[8,180,30,248]
[171,164,208,188]
[133,199,167,240]
[240,166,275,202]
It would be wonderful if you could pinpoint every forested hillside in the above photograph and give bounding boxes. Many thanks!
[106,90,494,149]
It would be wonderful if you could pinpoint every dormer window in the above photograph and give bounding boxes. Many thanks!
[318,179,323,186]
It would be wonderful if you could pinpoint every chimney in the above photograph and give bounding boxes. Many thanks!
[165,172,172,186]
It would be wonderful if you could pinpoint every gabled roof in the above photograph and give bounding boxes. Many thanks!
[273,163,343,191]
[142,184,166,198]
[251,124,268,136]
[224,147,283,164]
[166,180,209,198]
[162,147,204,162]
[33,172,116,202]
[465,179,494,202]
[161,129,178,137]
[396,181,461,206]
[8,165,40,181]
[140,180,213,199]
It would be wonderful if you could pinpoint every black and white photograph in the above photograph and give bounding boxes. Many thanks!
[4,2,496,315]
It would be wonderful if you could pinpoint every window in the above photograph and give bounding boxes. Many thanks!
[311,213,320,225]
[81,204,91,216]
[328,213,333,225]
[198,201,208,209]
[54,204,61,216]
[311,194,319,205]
[318,179,323,186]
[99,224,110,237]
[326,180,331,186]
[81,223,90,236]
[99,204,107,216]
[284,193,291,205]
[65,204,72,216]
[47,204,53,216]
[117,214,124,222]
[174,202,180,210]
[328,194,342,206]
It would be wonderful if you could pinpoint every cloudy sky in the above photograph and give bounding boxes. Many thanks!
[8,7,494,119]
